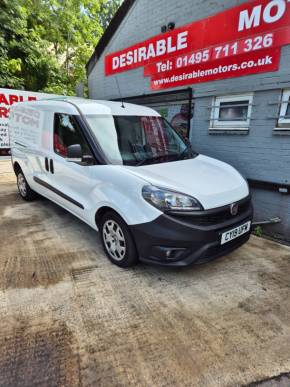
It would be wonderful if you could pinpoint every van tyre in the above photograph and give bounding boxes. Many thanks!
[16,170,37,201]
[100,211,138,268]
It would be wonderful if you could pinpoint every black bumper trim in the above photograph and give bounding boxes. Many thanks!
[130,205,253,267]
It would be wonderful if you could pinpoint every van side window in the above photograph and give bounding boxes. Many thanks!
[54,114,93,162]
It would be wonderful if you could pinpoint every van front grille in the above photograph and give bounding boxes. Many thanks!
[170,196,252,226]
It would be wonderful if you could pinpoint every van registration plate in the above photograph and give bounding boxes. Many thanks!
[221,221,251,245]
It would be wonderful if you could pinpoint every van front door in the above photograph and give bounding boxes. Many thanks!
[47,113,97,220]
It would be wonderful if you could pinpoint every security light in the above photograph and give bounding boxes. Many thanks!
[167,22,175,30]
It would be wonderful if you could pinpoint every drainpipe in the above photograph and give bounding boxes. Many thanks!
[252,217,281,226]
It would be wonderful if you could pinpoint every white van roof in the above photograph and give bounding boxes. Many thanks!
[10,97,161,117]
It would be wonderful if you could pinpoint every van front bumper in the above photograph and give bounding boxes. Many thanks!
[130,199,253,267]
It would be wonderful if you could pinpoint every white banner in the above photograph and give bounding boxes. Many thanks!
[0,88,60,155]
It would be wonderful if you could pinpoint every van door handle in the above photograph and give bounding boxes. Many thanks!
[50,159,54,174]
[45,157,49,172]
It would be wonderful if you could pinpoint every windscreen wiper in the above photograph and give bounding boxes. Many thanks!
[176,142,198,161]
[135,155,168,166]
[176,147,191,160]
[135,158,152,167]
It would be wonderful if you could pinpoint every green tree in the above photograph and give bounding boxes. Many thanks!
[0,0,122,95]
[0,0,61,90]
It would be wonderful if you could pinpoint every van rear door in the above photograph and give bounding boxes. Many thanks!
[9,105,53,196]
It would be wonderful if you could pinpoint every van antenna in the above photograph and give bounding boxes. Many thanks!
[115,76,125,108]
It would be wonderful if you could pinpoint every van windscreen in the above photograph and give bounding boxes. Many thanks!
[85,115,196,166]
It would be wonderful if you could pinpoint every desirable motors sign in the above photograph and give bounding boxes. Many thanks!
[105,0,290,90]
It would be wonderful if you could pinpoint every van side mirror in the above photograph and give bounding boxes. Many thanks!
[67,144,83,162]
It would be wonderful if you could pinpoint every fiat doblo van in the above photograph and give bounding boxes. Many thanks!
[9,98,253,267]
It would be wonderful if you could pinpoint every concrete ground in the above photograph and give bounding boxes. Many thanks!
[0,160,290,387]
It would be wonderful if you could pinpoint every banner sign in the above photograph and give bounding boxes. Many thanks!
[151,48,281,90]
[105,0,290,90]
[0,88,58,156]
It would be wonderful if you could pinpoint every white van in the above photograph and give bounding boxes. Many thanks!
[9,98,253,267]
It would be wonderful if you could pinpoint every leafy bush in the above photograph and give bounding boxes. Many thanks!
[0,0,121,95]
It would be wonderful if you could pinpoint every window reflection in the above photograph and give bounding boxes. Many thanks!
[219,101,249,122]
[286,97,290,118]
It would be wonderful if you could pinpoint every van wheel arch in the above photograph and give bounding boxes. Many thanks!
[95,206,115,227]
[13,162,22,176]
[14,165,38,201]
[95,206,131,228]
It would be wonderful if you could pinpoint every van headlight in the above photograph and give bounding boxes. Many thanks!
[142,185,203,213]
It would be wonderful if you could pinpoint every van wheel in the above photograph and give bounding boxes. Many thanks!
[100,211,138,268]
[16,171,37,201]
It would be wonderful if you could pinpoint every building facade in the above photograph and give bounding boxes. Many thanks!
[87,0,290,242]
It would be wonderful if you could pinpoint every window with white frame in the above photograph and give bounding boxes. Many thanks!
[210,94,253,130]
[277,89,290,129]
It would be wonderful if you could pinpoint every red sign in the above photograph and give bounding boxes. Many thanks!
[105,0,290,89]
[150,48,281,90]
[0,88,61,154]
[144,27,290,76]
[0,94,37,120]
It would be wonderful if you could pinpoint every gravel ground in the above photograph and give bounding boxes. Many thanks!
[0,160,290,387]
